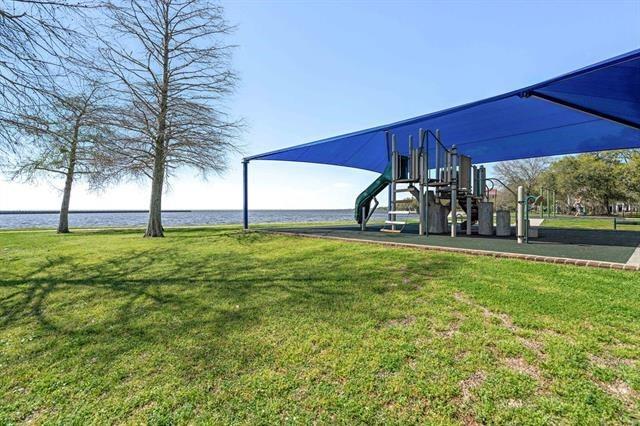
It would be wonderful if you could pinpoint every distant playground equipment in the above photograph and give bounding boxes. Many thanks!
[538,187,557,218]
[354,129,546,244]
[614,216,640,230]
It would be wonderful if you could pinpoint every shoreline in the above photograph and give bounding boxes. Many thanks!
[0,208,366,215]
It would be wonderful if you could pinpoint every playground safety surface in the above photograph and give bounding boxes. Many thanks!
[267,223,640,269]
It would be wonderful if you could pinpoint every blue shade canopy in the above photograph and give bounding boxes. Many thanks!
[246,49,640,173]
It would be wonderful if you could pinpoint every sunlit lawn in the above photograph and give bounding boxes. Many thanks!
[541,215,640,231]
[1,227,639,424]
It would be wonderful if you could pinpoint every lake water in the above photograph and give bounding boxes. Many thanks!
[0,210,388,229]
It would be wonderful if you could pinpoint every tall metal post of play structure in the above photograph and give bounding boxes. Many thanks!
[466,192,472,236]
[517,185,525,244]
[418,128,428,236]
[471,164,478,235]
[390,134,397,232]
[435,129,441,187]
[450,145,458,237]
[385,131,393,231]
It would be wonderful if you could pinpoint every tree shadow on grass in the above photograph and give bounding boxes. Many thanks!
[0,235,468,377]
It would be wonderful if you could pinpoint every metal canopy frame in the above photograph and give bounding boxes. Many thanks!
[527,91,640,131]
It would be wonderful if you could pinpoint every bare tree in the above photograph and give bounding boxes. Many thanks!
[95,0,242,237]
[5,79,117,233]
[493,157,550,193]
[0,1,93,152]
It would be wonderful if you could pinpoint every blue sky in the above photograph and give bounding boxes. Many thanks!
[1,0,639,210]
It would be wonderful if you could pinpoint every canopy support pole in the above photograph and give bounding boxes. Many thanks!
[242,159,249,230]
[529,91,640,131]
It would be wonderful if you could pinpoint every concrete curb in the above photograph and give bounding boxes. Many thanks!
[265,230,639,271]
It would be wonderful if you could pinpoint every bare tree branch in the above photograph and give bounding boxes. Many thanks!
[4,77,120,232]
[94,0,243,237]
[0,0,98,152]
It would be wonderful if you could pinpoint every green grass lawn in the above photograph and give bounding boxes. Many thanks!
[1,227,639,424]
[542,216,640,231]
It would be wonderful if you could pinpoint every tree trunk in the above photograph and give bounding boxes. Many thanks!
[58,121,79,234]
[57,170,74,233]
[145,3,170,238]
[145,140,165,237]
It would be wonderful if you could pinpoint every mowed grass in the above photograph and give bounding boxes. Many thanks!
[542,216,640,231]
[1,227,639,424]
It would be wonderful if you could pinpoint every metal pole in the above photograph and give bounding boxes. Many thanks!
[545,188,549,218]
[544,188,548,218]
[517,186,525,244]
[419,128,428,236]
[465,155,472,235]
[445,149,451,183]
[466,195,472,235]
[435,129,441,182]
[385,131,393,229]
[408,135,413,180]
[472,165,478,196]
[424,130,429,237]
[525,196,530,243]
[390,134,397,231]
[242,159,249,230]
[479,166,486,200]
[450,145,457,238]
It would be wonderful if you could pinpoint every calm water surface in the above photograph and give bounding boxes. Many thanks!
[0,210,387,229]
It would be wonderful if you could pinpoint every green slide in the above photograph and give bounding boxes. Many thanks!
[355,162,392,224]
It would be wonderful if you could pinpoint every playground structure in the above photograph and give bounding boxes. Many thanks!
[241,48,640,255]
[354,128,545,244]
[355,129,493,237]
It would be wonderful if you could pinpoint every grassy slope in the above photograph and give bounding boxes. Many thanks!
[1,227,639,424]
